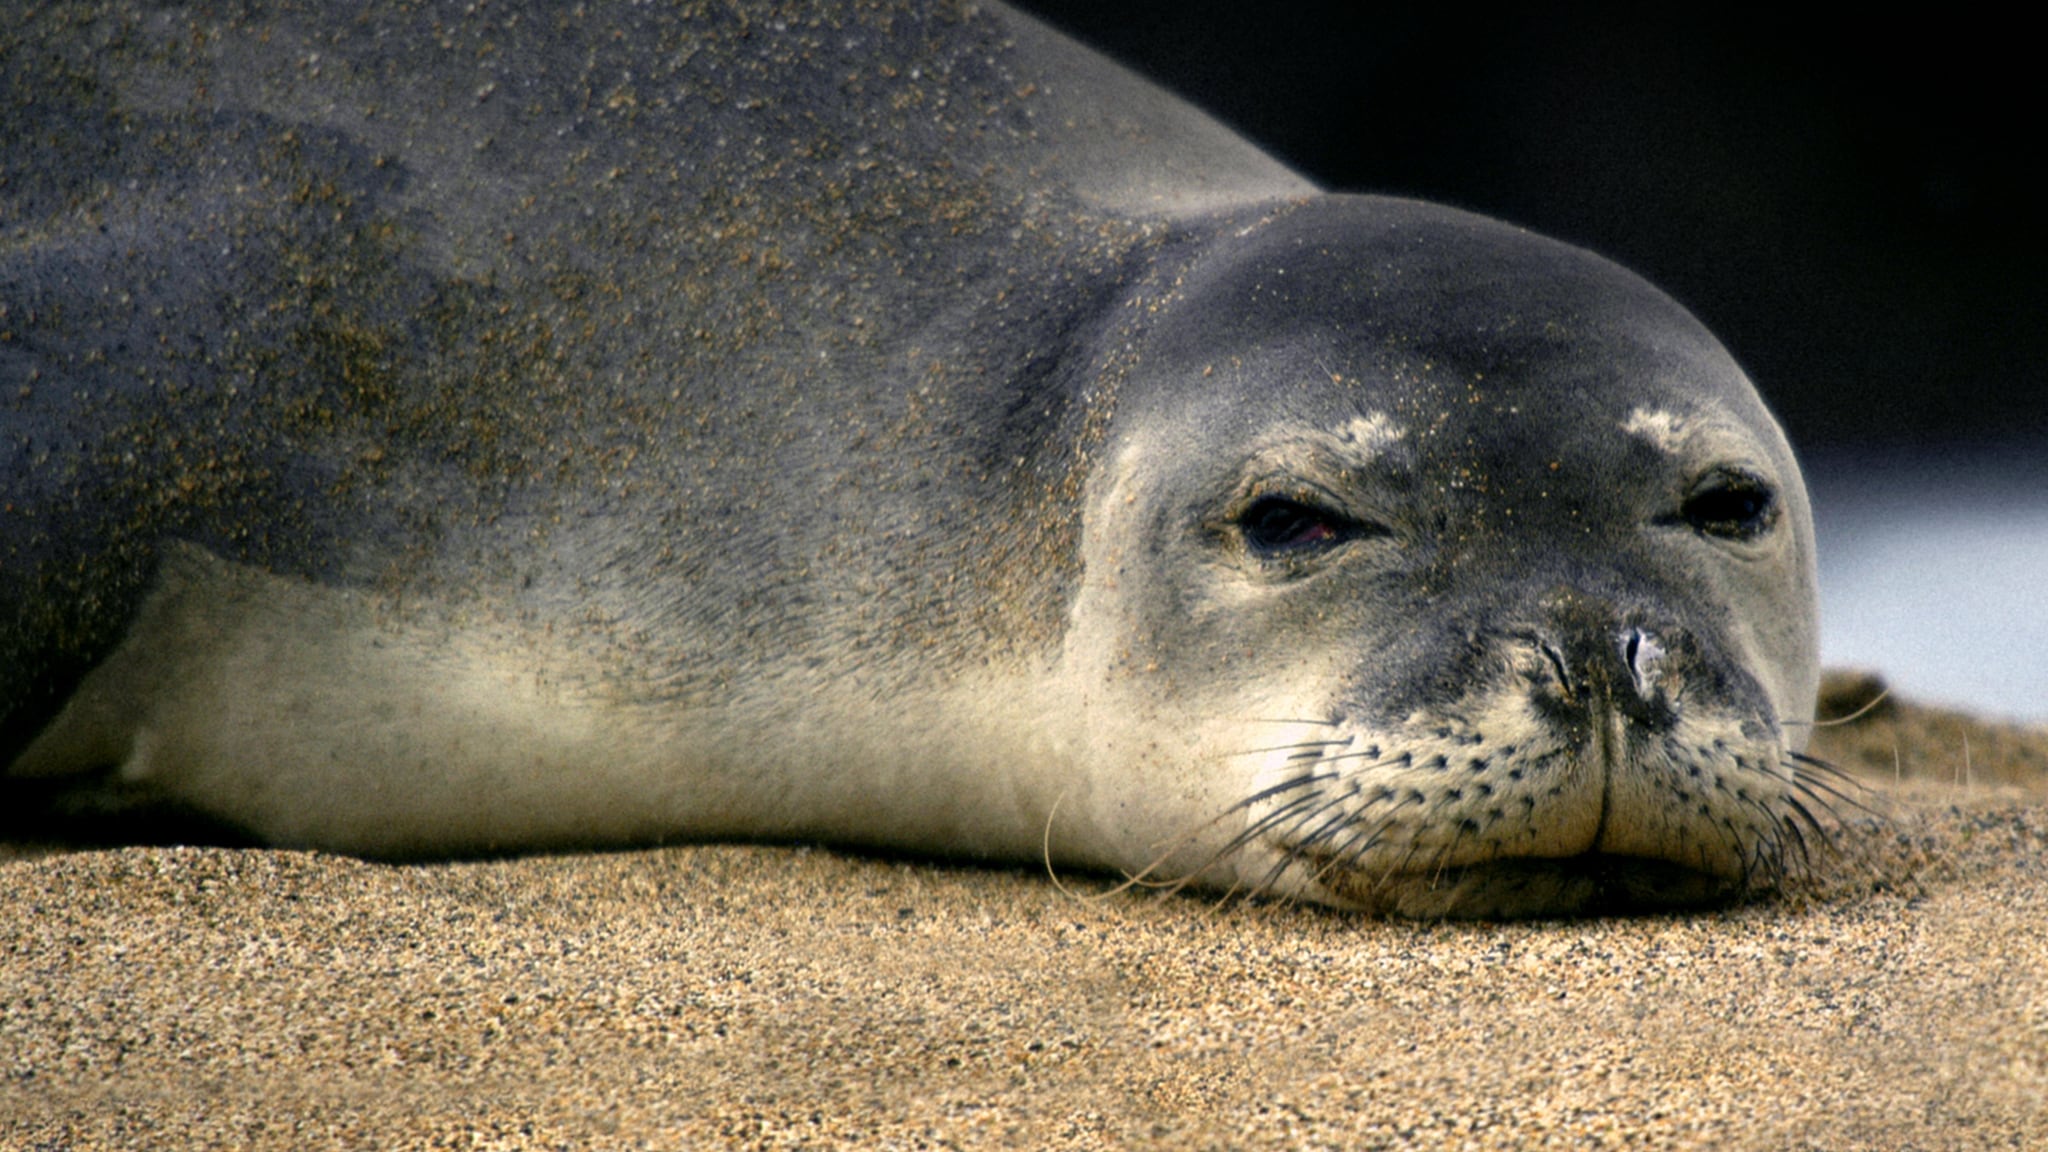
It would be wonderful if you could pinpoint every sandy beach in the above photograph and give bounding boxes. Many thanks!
[4,674,2043,1150]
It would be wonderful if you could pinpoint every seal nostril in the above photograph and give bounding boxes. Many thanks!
[1621,627,1665,699]
[1541,641,1576,702]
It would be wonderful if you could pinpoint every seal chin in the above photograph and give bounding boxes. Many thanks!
[1308,855,1745,920]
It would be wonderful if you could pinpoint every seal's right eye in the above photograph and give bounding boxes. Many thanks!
[1239,496,1367,555]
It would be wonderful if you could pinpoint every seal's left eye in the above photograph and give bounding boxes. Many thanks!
[1682,470,1777,540]
[1239,496,1366,554]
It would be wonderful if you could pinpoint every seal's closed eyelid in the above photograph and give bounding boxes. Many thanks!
[1662,468,1779,540]
[1235,494,1390,556]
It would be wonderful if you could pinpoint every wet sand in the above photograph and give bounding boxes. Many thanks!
[4,673,2044,1150]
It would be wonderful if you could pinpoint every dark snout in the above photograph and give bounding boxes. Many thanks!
[1522,592,1687,738]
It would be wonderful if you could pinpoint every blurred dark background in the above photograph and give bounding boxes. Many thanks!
[1014,0,2043,456]
[1015,1,2047,720]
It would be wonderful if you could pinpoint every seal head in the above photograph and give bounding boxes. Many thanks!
[1062,196,1820,916]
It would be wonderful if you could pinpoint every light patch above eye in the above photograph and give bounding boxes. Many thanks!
[1336,412,1404,454]
[1237,411,1407,483]
[1621,406,1689,453]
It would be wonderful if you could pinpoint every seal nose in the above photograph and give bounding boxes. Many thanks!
[1524,600,1679,731]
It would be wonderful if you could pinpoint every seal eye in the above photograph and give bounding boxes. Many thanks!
[1682,470,1777,540]
[1239,496,1361,555]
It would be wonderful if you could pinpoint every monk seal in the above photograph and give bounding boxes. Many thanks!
[0,0,1824,916]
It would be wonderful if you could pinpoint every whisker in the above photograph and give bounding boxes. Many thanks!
[1778,793,1839,852]
[1316,746,1391,768]
[1745,815,1785,891]
[1255,794,1367,888]
[1123,785,1336,897]
[1379,832,1438,892]
[1118,770,1341,893]
[1784,764,1885,821]
[1783,687,1892,728]
[1771,806,1814,879]
[1201,874,1254,913]
[1224,770,1343,816]
[1042,788,1124,907]
[1785,748,1859,776]
[1289,796,1382,858]
[1227,738,1354,757]
[1222,788,1358,883]
[1305,816,1399,892]
[1703,799,1763,885]
[1786,777,1859,823]
[1786,749,1874,792]
[1232,774,1410,901]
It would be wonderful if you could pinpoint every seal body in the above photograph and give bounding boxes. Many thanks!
[1,1,1820,916]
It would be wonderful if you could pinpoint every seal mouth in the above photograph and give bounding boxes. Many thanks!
[1305,851,1745,919]
[1219,615,1824,918]
[1233,718,1791,918]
